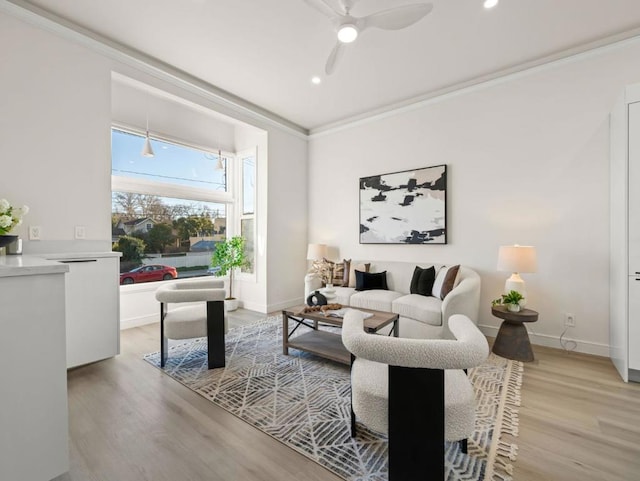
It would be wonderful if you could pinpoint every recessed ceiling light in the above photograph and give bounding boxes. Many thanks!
[311,76,322,85]
[484,0,498,8]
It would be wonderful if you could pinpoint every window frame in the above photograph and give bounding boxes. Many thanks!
[111,125,256,285]
[236,147,257,280]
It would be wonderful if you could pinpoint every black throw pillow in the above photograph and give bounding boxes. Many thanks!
[410,265,436,296]
[355,270,388,291]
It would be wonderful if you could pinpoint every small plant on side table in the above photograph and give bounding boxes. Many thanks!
[492,290,525,312]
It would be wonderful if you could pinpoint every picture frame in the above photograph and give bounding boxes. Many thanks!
[359,164,447,244]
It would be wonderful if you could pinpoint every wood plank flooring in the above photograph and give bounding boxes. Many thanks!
[513,345,640,481]
[54,310,640,481]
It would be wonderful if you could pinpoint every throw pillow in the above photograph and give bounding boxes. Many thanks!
[355,270,388,291]
[410,265,436,296]
[341,259,351,287]
[331,259,347,287]
[432,265,460,300]
[348,262,370,288]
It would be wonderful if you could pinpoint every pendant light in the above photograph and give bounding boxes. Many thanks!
[215,148,224,170]
[141,115,154,158]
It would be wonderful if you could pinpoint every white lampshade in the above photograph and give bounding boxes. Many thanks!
[497,245,537,273]
[497,245,537,301]
[307,243,328,260]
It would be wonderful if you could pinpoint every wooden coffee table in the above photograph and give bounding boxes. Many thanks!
[282,305,399,365]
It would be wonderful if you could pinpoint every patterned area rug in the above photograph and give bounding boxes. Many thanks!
[144,315,522,481]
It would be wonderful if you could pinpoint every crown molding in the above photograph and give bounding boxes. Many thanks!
[309,28,640,138]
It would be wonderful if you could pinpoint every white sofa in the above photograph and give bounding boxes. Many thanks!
[304,261,481,339]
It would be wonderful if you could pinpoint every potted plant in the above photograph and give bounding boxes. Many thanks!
[0,198,29,248]
[210,235,249,311]
[492,290,525,312]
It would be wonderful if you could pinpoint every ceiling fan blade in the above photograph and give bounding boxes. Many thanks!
[302,0,343,19]
[325,41,347,75]
[362,3,433,31]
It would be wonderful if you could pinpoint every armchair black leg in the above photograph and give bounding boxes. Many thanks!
[350,353,356,438]
[388,366,444,481]
[160,302,168,367]
[460,438,468,454]
[206,301,226,369]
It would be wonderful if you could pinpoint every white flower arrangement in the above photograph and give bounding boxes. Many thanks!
[0,198,29,235]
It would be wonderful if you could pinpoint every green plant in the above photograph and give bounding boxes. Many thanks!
[112,235,146,264]
[492,290,525,306]
[211,236,249,299]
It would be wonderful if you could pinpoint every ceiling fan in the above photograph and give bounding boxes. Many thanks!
[303,0,434,75]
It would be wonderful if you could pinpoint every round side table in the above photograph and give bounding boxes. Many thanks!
[491,305,539,362]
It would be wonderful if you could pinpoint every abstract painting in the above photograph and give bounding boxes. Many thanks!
[359,164,447,244]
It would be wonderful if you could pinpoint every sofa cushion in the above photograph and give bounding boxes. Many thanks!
[350,289,403,312]
[355,270,388,291]
[392,294,443,326]
[410,265,436,296]
[332,286,356,305]
[432,265,460,300]
[351,358,475,440]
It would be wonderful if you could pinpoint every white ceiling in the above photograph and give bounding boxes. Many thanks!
[16,0,640,131]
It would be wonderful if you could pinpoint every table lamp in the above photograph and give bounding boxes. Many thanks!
[497,245,537,302]
[307,243,328,262]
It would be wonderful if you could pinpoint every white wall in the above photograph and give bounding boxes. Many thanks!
[308,40,640,356]
[0,11,112,254]
[0,8,309,320]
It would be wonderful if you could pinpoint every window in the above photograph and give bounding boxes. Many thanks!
[111,128,254,284]
[239,149,256,274]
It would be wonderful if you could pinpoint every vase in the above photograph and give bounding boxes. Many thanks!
[225,298,239,312]
[507,303,521,313]
[0,235,18,248]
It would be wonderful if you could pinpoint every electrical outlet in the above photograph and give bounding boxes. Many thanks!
[29,225,42,240]
[75,225,86,240]
[565,313,576,327]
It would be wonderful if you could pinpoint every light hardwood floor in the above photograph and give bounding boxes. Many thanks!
[55,310,640,481]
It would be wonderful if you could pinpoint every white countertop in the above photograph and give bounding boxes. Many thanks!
[0,255,70,278]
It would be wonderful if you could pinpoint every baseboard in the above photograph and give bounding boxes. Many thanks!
[478,324,610,357]
[121,314,157,330]
[267,297,305,313]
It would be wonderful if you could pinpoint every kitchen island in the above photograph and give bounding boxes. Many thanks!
[0,255,70,481]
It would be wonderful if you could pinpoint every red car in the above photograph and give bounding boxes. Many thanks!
[120,264,177,285]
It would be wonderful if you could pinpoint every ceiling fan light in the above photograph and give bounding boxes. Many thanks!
[484,0,499,9]
[337,24,358,43]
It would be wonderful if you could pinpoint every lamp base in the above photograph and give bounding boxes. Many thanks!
[504,273,527,307]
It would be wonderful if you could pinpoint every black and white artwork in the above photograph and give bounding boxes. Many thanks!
[359,164,447,244]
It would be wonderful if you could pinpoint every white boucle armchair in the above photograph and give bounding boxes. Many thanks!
[342,309,489,481]
[155,278,227,369]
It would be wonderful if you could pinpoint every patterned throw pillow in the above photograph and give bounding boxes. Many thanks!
[332,259,346,287]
